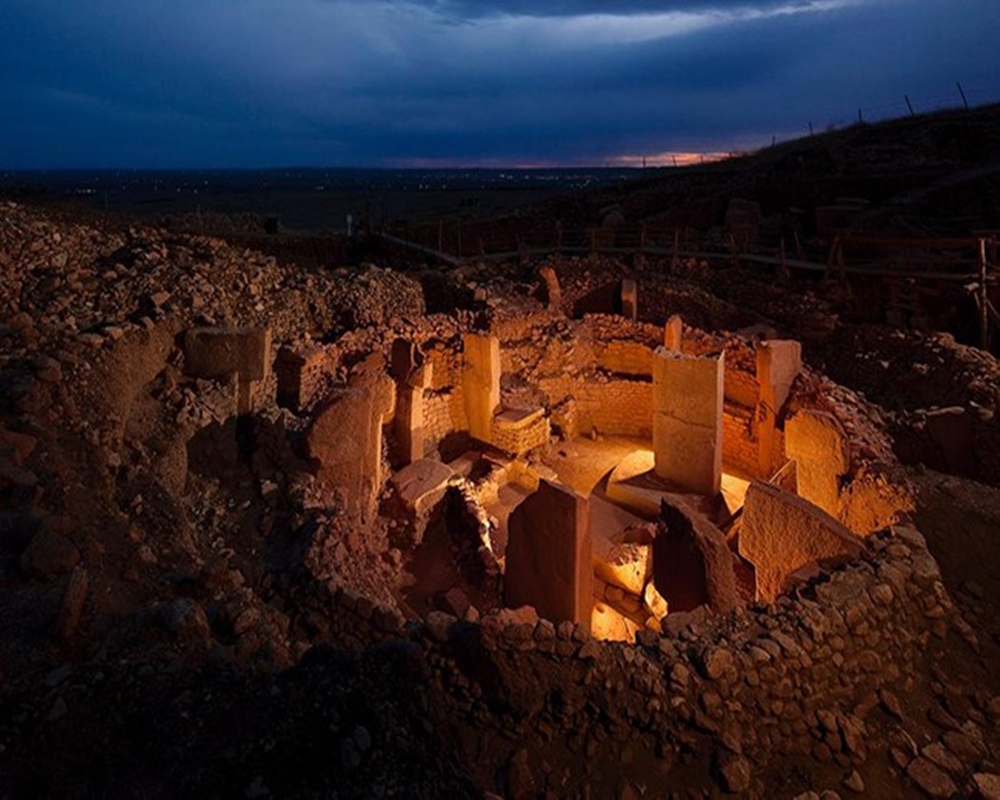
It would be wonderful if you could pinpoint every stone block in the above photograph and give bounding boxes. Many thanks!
[593,538,652,596]
[183,327,271,382]
[306,379,395,525]
[390,459,454,517]
[756,340,802,414]
[591,600,639,642]
[505,480,592,629]
[785,410,849,518]
[739,481,862,603]
[755,339,802,476]
[643,580,668,619]
[652,348,724,494]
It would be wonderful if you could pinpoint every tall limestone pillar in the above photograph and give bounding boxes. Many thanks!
[755,339,802,478]
[652,347,724,495]
[462,333,500,444]
[390,339,432,466]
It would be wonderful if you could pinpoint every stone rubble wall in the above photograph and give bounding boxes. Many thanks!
[722,403,761,477]
[275,344,332,411]
[490,413,552,456]
[412,524,957,777]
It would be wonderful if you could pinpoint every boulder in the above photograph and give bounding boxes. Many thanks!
[593,539,652,597]
[591,601,639,642]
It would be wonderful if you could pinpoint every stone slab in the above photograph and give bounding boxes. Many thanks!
[738,480,862,602]
[390,459,455,516]
[656,499,738,614]
[756,340,802,413]
[785,410,849,518]
[620,278,637,321]
[505,480,592,629]
[652,348,724,495]
[664,315,682,352]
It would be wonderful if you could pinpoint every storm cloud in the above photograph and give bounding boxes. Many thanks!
[0,0,998,167]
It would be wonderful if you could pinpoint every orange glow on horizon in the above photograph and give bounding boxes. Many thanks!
[390,151,736,170]
[609,151,734,168]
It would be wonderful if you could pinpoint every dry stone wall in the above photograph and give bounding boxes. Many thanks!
[407,524,958,789]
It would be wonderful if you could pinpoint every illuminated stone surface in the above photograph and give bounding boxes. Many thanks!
[755,339,802,476]
[462,333,500,444]
[739,480,862,602]
[785,409,849,518]
[652,348,724,495]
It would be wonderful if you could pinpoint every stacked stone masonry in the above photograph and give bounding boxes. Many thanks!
[339,525,958,778]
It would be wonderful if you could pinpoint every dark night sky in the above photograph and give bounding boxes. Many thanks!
[2,0,999,168]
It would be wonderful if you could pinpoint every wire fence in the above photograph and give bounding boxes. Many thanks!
[763,80,997,153]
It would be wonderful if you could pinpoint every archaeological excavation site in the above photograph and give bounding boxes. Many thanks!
[3,109,1000,798]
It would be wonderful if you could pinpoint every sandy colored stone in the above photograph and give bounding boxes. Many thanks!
[664,314,682,352]
[643,580,668,620]
[739,481,862,603]
[462,333,500,443]
[591,601,639,642]
[756,340,802,413]
[785,409,849,518]
[306,380,395,525]
[620,277,637,321]
[593,539,652,596]
[756,339,802,476]
[389,459,454,516]
[652,348,723,495]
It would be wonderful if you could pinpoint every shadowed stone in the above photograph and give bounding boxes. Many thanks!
[505,480,592,630]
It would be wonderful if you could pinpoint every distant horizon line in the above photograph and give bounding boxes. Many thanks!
[0,158,731,173]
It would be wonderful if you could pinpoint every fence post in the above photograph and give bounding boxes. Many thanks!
[957,82,970,110]
[670,229,680,274]
[979,238,990,350]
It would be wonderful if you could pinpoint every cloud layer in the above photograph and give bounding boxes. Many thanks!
[1,0,998,167]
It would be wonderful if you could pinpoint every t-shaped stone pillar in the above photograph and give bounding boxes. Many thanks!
[390,339,432,466]
[652,347,724,495]
[462,333,500,444]
[755,339,802,477]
